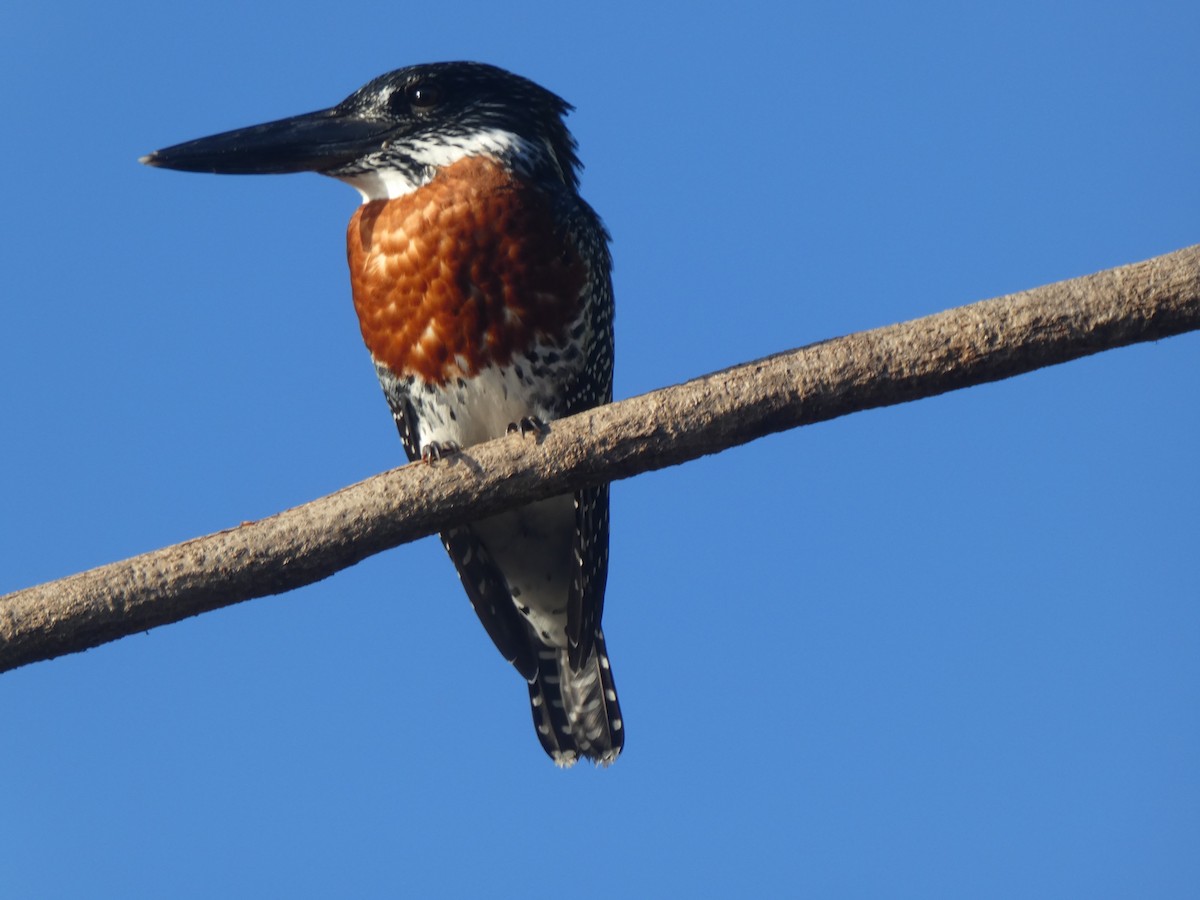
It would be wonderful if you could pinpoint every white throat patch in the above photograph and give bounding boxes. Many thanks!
[336,128,545,202]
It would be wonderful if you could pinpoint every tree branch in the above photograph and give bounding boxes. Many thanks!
[3,244,1198,673]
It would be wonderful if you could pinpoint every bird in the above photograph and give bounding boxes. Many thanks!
[142,62,622,767]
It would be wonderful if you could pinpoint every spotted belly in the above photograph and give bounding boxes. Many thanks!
[376,358,563,451]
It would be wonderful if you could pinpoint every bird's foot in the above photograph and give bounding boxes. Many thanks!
[506,416,547,438]
[421,440,461,463]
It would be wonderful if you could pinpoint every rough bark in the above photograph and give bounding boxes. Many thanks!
[2,244,1198,673]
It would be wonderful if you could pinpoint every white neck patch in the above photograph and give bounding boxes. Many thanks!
[335,127,548,202]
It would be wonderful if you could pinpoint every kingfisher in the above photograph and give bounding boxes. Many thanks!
[142,62,621,767]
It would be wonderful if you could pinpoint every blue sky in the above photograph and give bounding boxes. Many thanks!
[2,2,1197,897]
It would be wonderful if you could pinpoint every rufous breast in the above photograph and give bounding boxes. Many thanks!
[346,156,586,386]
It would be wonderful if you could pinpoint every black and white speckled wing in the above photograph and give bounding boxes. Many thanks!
[558,195,615,672]
[567,483,608,669]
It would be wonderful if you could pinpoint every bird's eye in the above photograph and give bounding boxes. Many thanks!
[403,81,443,111]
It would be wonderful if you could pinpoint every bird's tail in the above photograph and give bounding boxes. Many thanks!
[527,630,623,767]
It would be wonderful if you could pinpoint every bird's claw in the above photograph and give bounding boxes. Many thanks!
[506,416,547,438]
[421,440,461,462]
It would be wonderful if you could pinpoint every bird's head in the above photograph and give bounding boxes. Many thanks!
[141,62,582,201]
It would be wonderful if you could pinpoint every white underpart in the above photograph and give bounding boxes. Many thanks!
[337,127,545,202]
[376,357,577,644]
[414,363,556,449]
[429,364,573,645]
[473,496,574,647]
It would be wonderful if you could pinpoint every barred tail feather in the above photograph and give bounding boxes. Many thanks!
[527,631,623,767]
[528,646,580,768]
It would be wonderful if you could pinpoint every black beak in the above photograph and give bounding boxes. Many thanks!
[140,105,393,175]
